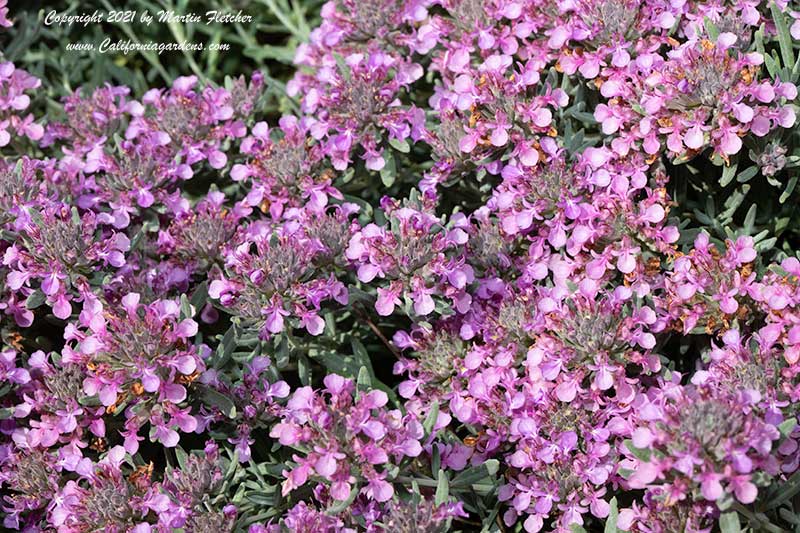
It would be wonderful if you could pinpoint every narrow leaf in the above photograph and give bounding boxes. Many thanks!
[357,366,372,389]
[719,511,741,533]
[434,469,449,505]
[624,439,652,462]
[771,2,796,68]
[604,497,619,533]
[198,385,237,418]
[423,401,440,437]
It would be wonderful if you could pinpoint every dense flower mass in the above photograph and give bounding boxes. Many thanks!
[1,0,800,531]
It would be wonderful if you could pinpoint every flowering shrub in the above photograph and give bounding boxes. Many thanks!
[2,0,800,531]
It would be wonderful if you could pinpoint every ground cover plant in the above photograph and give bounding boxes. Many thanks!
[2,0,800,531]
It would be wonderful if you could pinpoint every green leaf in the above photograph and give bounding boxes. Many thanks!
[764,52,780,78]
[736,166,758,184]
[25,290,46,310]
[357,366,372,390]
[224,450,239,481]
[767,469,800,509]
[771,2,796,69]
[70,206,81,226]
[198,385,237,418]
[481,506,502,532]
[174,446,188,470]
[624,439,652,462]
[379,151,396,187]
[313,349,362,378]
[719,511,741,533]
[571,526,589,533]
[389,138,411,153]
[780,175,798,203]
[179,294,193,320]
[719,163,738,187]
[742,204,757,234]
[779,507,800,525]
[605,497,619,533]
[297,352,311,386]
[274,333,291,369]
[27,207,45,228]
[344,348,399,406]
[431,443,441,475]
[755,235,777,252]
[779,418,797,438]
[769,264,790,277]
[704,16,720,41]
[351,338,373,370]
[423,401,440,437]
[333,52,351,80]
[243,44,295,63]
[246,491,276,506]
[450,459,500,489]
[215,325,238,367]
[434,469,449,505]
[617,467,634,480]
[189,281,208,315]
[78,395,101,407]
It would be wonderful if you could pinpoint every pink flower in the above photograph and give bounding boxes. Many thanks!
[365,478,394,502]
[683,125,704,150]
[730,476,758,504]
[262,299,288,333]
[314,453,338,477]
[719,129,742,155]
[375,282,403,316]
[699,472,723,501]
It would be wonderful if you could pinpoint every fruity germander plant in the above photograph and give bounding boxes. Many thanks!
[2,0,800,531]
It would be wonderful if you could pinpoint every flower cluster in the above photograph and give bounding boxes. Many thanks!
[61,293,205,451]
[290,51,425,171]
[208,214,351,338]
[271,374,423,503]
[4,205,130,321]
[594,36,796,159]
[0,61,42,146]
[2,0,800,532]
[346,202,472,316]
